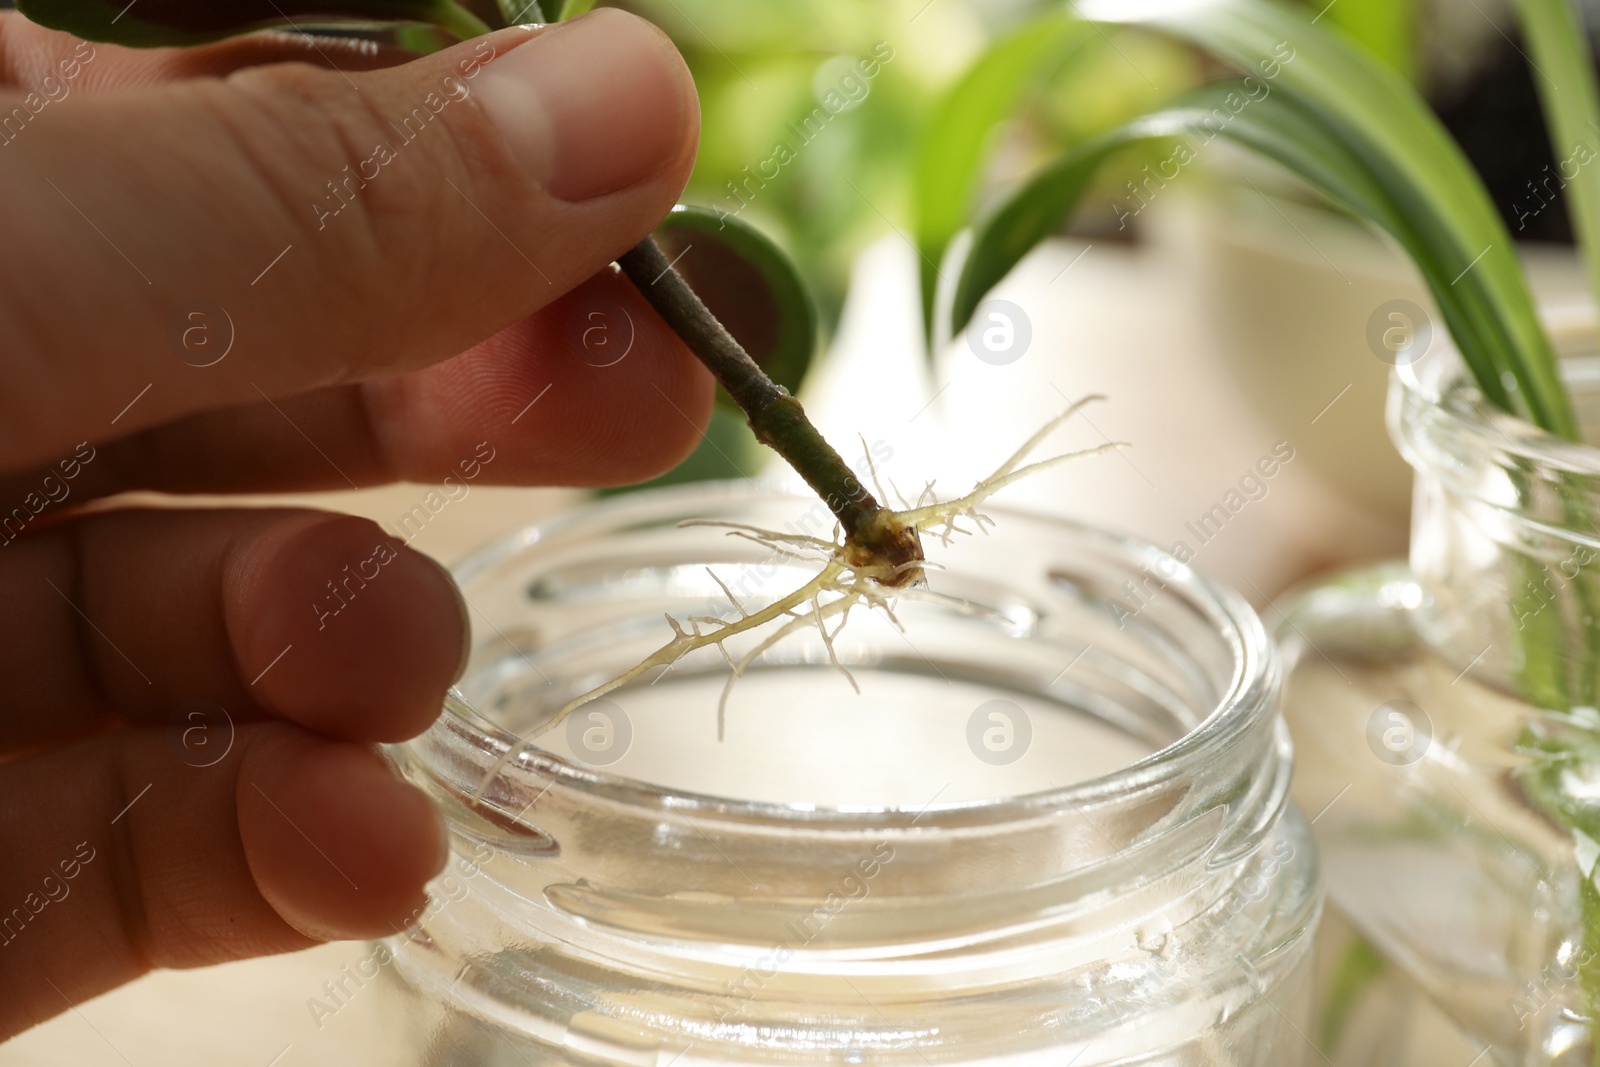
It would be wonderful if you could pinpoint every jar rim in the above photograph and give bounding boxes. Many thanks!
[1393,299,1600,477]
[432,481,1280,830]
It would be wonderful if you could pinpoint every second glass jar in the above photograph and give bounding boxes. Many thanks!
[1281,309,1600,1065]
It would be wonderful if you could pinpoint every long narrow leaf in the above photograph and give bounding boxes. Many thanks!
[1514,0,1600,328]
[1185,87,1516,412]
[1079,0,1573,436]
[1325,0,1415,81]
[952,83,1513,413]
[950,127,1154,336]
[912,14,1095,347]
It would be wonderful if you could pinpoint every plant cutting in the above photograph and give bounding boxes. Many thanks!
[19,4,1584,675]
[14,0,1128,767]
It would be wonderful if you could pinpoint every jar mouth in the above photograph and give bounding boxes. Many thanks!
[425,480,1280,833]
[1393,299,1600,479]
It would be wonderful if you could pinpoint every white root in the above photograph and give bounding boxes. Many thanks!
[478,560,844,788]
[705,567,749,619]
[477,400,1122,792]
[860,433,890,504]
[716,587,858,739]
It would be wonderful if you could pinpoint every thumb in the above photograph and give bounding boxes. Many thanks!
[0,9,698,471]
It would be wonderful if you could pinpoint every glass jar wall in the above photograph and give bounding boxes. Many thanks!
[1281,309,1600,1065]
[381,486,1321,1065]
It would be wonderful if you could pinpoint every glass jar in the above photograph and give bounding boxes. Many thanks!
[380,485,1321,1065]
[1279,307,1600,1065]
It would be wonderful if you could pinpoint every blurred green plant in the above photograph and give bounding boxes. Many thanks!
[1517,0,1600,310]
[626,0,1198,335]
[1318,0,1416,81]
[939,0,1573,434]
[605,0,1194,482]
[620,0,938,324]
[1317,935,1388,1056]
[909,11,1198,344]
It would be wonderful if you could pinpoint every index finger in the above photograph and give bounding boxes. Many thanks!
[0,10,698,474]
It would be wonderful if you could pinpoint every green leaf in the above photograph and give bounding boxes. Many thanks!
[613,206,817,489]
[953,83,1518,415]
[1317,936,1387,1056]
[1514,0,1600,332]
[391,22,450,51]
[16,0,489,46]
[497,0,545,25]
[601,406,762,491]
[1323,0,1415,81]
[950,129,1147,340]
[944,0,1571,437]
[911,13,1094,348]
[557,0,596,18]
[1080,0,1573,436]
[653,205,818,412]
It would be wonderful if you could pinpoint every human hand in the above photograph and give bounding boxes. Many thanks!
[0,7,708,1037]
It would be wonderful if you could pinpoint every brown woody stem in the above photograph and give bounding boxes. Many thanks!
[617,237,923,582]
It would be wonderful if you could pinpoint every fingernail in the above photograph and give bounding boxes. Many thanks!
[423,554,473,684]
[245,740,450,941]
[474,10,693,202]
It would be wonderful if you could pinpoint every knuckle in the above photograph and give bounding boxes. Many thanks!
[193,55,538,384]
[217,55,523,257]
